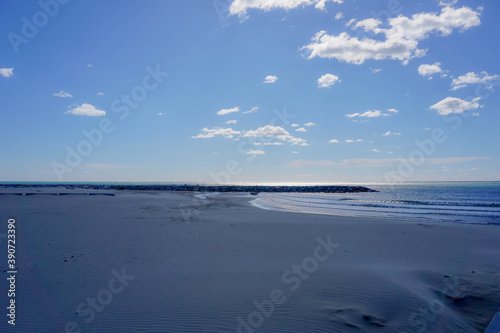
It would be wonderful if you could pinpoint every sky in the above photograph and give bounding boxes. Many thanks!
[0,0,499,184]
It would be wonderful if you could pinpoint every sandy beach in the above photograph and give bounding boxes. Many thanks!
[1,189,499,332]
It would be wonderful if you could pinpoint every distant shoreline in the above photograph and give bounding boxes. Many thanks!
[0,183,376,193]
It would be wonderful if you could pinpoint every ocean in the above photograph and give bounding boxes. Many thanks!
[251,181,500,225]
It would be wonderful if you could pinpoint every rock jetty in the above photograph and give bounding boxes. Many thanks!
[0,183,377,193]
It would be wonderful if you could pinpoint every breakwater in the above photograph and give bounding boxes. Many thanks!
[0,184,376,193]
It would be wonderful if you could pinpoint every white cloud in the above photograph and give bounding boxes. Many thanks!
[254,142,284,146]
[292,151,300,154]
[318,73,340,88]
[348,110,381,118]
[370,67,382,74]
[217,107,240,115]
[0,68,14,78]
[291,139,309,146]
[97,92,104,96]
[331,138,362,143]
[192,127,241,139]
[296,127,307,132]
[229,0,343,17]
[53,90,73,98]
[291,123,300,127]
[158,112,166,116]
[243,125,289,138]
[304,122,317,127]
[243,125,307,145]
[345,18,356,27]
[65,103,105,117]
[346,109,397,119]
[429,97,481,115]
[87,64,93,68]
[242,106,259,114]
[363,110,383,117]
[353,18,382,31]
[246,149,265,156]
[263,75,278,84]
[438,0,458,6]
[346,113,360,118]
[226,120,238,124]
[335,11,344,20]
[418,62,442,77]
[302,7,481,64]
[382,131,401,136]
[450,71,499,90]
[372,149,380,153]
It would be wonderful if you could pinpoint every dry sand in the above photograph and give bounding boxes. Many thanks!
[0,189,499,332]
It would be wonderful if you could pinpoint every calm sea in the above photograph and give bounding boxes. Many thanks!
[251,181,500,225]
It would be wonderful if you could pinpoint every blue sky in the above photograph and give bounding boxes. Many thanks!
[1,0,499,183]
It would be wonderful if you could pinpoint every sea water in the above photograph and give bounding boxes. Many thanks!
[251,181,500,225]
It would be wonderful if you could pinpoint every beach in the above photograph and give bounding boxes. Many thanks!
[1,188,499,332]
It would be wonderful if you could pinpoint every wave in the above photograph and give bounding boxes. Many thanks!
[277,196,500,214]
[253,193,500,225]
[339,198,500,208]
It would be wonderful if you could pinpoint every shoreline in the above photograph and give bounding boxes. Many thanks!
[0,190,499,332]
